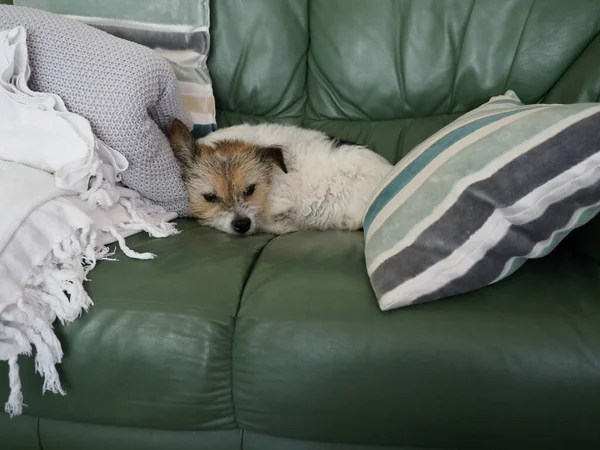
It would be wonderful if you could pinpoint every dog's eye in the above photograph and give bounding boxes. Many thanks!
[244,184,256,197]
[203,193,219,203]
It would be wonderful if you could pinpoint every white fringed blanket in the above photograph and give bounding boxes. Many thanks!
[0,26,179,416]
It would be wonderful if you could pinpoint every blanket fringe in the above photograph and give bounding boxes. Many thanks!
[101,197,180,260]
[120,198,179,238]
[3,200,179,417]
[3,227,108,416]
[5,357,23,417]
[81,181,179,260]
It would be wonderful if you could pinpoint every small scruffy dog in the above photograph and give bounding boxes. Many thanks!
[169,120,392,235]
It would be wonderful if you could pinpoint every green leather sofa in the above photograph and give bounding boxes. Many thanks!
[3,0,600,449]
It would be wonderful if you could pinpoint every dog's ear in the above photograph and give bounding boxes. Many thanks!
[169,119,200,168]
[256,145,288,174]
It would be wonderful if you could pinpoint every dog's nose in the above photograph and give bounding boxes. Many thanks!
[232,217,251,234]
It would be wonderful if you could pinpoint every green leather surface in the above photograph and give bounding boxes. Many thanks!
[0,414,40,450]
[208,0,308,126]
[308,0,600,121]
[38,419,241,450]
[0,221,271,430]
[544,33,600,104]
[235,232,600,449]
[304,115,461,165]
[210,0,600,164]
[243,431,428,450]
[2,416,430,450]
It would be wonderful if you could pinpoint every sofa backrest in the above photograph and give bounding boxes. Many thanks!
[208,0,600,162]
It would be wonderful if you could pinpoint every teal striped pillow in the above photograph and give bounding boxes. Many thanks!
[14,0,216,134]
[364,91,600,311]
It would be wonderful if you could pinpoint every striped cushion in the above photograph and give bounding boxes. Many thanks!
[363,90,600,311]
[14,0,216,133]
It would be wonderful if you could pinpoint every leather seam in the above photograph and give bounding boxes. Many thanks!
[36,416,44,450]
[394,118,411,163]
[236,237,275,318]
[303,111,464,123]
[305,52,375,121]
[306,0,379,122]
[302,0,311,127]
[29,415,236,434]
[217,107,304,121]
[447,0,476,111]
[230,236,276,430]
[217,108,466,123]
[229,302,240,429]
[502,0,536,92]
[393,1,407,114]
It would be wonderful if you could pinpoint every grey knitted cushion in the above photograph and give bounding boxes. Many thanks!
[0,5,192,215]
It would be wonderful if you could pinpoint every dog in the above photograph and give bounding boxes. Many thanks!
[168,120,393,235]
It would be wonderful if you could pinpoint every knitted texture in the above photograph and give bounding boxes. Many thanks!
[0,5,192,215]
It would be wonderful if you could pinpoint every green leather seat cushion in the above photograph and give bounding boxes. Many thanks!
[0,221,271,431]
[3,222,600,448]
[235,232,600,449]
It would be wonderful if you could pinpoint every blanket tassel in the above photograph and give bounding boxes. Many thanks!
[106,227,156,260]
[5,357,23,417]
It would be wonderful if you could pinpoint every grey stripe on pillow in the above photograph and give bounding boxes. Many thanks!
[410,185,600,305]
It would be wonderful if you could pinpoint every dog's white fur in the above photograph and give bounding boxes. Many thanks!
[198,123,393,234]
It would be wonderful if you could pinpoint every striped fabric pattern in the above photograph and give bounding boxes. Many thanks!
[14,0,216,132]
[364,90,600,311]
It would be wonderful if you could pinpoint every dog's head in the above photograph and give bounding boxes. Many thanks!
[169,119,287,235]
